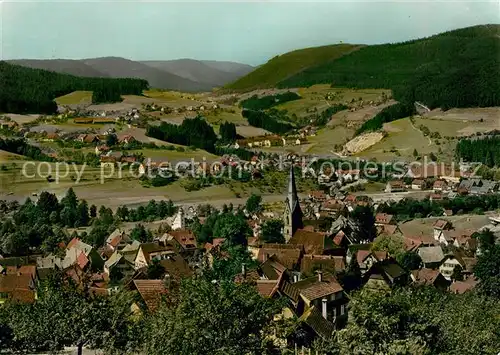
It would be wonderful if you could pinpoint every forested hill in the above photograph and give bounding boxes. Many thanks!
[278,25,500,109]
[0,61,149,114]
[225,44,363,91]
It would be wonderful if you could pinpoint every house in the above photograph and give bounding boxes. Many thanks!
[66,238,104,271]
[439,254,466,280]
[104,251,136,279]
[134,242,176,269]
[309,190,327,202]
[385,180,406,193]
[300,255,346,277]
[289,229,337,256]
[411,179,425,190]
[433,180,448,192]
[410,268,449,290]
[118,134,136,144]
[376,224,400,236]
[439,229,475,246]
[0,273,37,304]
[321,200,347,217]
[403,234,436,251]
[449,277,478,294]
[432,219,452,241]
[0,121,19,130]
[363,259,408,291]
[256,244,303,271]
[129,280,168,312]
[286,272,348,328]
[418,246,445,269]
[374,213,395,226]
[77,134,99,144]
[355,250,388,273]
[164,230,197,254]
[45,132,60,141]
[106,229,131,251]
[95,145,110,155]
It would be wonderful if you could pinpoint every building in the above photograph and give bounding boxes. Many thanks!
[439,254,466,281]
[283,167,304,242]
[374,213,395,226]
[418,246,445,269]
[385,180,406,193]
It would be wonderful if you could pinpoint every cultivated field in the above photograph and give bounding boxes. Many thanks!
[55,91,93,105]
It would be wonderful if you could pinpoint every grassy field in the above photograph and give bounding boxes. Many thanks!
[355,118,439,162]
[306,126,355,154]
[55,91,93,105]
[129,148,218,162]
[226,44,363,91]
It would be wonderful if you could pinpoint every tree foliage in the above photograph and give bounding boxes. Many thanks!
[0,61,148,114]
[240,91,300,110]
[456,135,500,167]
[146,116,218,152]
[219,121,237,143]
[260,219,284,244]
[144,277,282,355]
[242,109,293,134]
[279,25,500,110]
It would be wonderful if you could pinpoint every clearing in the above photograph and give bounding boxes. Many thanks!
[55,91,93,105]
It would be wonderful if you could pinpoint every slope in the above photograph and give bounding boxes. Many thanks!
[279,24,500,109]
[225,43,363,91]
[0,61,148,114]
[141,59,237,87]
[6,59,107,78]
[201,60,254,75]
[82,57,211,92]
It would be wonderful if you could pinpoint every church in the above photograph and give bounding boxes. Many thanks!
[283,166,304,242]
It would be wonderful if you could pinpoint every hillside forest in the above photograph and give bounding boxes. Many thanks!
[0,61,148,114]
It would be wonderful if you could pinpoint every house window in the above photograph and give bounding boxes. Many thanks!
[0,292,9,299]
[340,304,345,316]
[332,308,337,318]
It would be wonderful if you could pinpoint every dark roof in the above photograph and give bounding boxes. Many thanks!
[289,229,333,255]
[280,281,301,303]
[159,255,193,280]
[293,273,343,301]
[0,274,35,303]
[300,255,345,275]
[301,306,335,339]
[261,256,287,280]
[257,244,303,270]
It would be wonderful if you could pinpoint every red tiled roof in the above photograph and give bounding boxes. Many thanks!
[332,231,345,246]
[294,273,343,301]
[289,229,328,255]
[257,244,302,269]
[66,237,81,250]
[300,255,346,274]
[77,252,89,270]
[433,219,449,230]
[169,230,197,250]
[450,278,478,294]
[133,280,168,311]
[411,268,442,285]
[0,274,35,303]
[375,213,394,225]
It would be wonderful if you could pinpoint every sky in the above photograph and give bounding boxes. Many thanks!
[1,0,498,65]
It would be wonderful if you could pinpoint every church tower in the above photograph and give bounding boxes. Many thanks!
[283,166,303,242]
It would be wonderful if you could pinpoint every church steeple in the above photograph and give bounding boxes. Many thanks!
[283,165,303,242]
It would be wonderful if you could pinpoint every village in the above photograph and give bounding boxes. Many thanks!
[1,162,499,351]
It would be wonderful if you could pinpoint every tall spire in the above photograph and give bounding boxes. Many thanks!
[287,165,299,212]
[283,165,303,242]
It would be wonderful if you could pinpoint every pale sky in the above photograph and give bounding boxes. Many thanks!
[1,0,498,65]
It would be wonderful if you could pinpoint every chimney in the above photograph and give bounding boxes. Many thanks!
[322,298,328,319]
[242,263,247,278]
[317,270,323,282]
